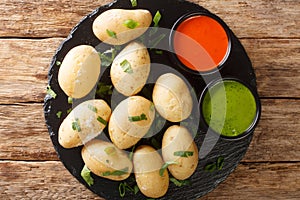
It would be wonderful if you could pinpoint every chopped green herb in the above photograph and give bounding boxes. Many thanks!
[72,118,81,132]
[102,167,129,176]
[88,104,98,113]
[81,165,94,186]
[133,185,139,194]
[118,182,139,197]
[68,97,73,104]
[106,29,117,38]
[97,116,108,126]
[56,61,61,66]
[159,161,178,176]
[104,146,117,156]
[130,0,137,7]
[120,59,133,74]
[155,50,163,55]
[46,85,57,99]
[149,34,166,49]
[204,163,216,172]
[99,48,117,67]
[67,108,72,114]
[124,19,139,29]
[56,111,62,119]
[96,82,113,98]
[150,103,155,111]
[128,113,147,122]
[153,11,162,27]
[129,145,136,160]
[217,156,225,170]
[174,151,194,158]
[170,177,191,187]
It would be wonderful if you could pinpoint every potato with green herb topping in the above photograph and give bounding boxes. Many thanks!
[110,41,150,96]
[93,9,152,45]
[162,125,198,180]
[108,96,155,149]
[153,73,193,122]
[58,45,101,98]
[82,140,132,181]
[133,145,169,198]
[58,99,111,148]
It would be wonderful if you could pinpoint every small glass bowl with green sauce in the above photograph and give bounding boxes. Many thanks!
[199,78,261,140]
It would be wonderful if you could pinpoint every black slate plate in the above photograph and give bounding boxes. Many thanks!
[44,0,261,199]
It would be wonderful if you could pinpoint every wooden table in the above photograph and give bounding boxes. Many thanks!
[0,0,299,199]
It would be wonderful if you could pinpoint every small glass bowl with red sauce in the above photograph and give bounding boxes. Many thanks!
[169,12,231,75]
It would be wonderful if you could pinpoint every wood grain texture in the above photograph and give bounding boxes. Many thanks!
[0,38,299,104]
[0,99,299,162]
[0,0,299,38]
[0,161,299,200]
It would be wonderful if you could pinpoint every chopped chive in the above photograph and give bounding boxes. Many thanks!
[119,182,126,197]
[204,163,216,172]
[97,116,108,126]
[153,11,162,27]
[46,85,57,99]
[88,104,98,113]
[99,48,117,67]
[56,111,62,119]
[67,108,72,114]
[120,59,133,74]
[124,19,139,29]
[118,182,139,197]
[150,103,155,111]
[56,61,61,66]
[81,165,94,186]
[68,97,73,104]
[130,0,137,7]
[173,151,194,158]
[129,145,136,160]
[96,82,113,98]
[72,118,81,132]
[102,167,129,176]
[159,161,178,176]
[133,185,139,194]
[217,156,225,170]
[106,29,117,38]
[104,146,117,156]
[155,50,163,55]
[128,113,147,122]
[170,177,191,187]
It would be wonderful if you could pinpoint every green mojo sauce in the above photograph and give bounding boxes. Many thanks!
[202,80,257,137]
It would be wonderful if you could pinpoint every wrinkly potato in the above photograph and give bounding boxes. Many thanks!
[93,9,152,45]
[58,45,101,98]
[111,42,150,96]
[58,99,111,148]
[162,125,198,180]
[133,145,169,198]
[152,73,193,122]
[108,96,155,149]
[82,140,132,181]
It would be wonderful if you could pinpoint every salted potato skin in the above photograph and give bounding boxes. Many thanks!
[133,145,169,198]
[162,125,199,180]
[58,45,101,98]
[58,99,111,148]
[152,73,193,122]
[93,9,152,45]
[82,140,132,181]
[108,96,155,149]
[111,42,150,96]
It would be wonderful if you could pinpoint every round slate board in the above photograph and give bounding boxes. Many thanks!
[44,0,261,199]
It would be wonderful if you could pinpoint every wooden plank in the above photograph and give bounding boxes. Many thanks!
[0,161,299,199]
[0,0,299,38]
[0,99,299,162]
[0,38,299,104]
